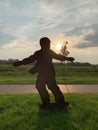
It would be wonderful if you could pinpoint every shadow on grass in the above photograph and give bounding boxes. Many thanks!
[34,94,98,130]
[35,107,71,130]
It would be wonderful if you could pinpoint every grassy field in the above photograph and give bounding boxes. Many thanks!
[0,94,98,130]
[0,64,98,130]
[0,63,98,84]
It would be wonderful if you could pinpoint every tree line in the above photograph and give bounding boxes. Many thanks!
[0,59,19,64]
[0,59,97,66]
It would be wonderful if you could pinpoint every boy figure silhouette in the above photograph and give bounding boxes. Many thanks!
[13,37,74,109]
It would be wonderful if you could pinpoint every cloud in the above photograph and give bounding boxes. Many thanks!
[64,24,98,48]
[2,37,38,51]
[75,29,98,48]
[0,1,89,33]
[0,31,17,45]
[0,36,40,59]
[0,0,97,40]
[0,0,63,39]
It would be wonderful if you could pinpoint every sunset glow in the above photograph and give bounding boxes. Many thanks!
[56,44,62,51]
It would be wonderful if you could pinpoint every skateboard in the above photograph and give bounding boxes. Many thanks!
[39,102,69,110]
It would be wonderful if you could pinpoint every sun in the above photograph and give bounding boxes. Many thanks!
[56,43,62,51]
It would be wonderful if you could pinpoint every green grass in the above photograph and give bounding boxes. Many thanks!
[0,64,98,84]
[0,94,98,130]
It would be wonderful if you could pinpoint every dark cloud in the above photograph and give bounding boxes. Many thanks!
[64,24,98,48]
[64,26,84,36]
[76,31,98,48]
[64,24,92,36]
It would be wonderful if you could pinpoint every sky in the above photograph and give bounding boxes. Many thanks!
[0,0,98,64]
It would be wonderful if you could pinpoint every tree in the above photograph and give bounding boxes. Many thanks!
[60,41,70,63]
[59,41,70,80]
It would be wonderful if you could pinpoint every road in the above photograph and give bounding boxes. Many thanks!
[0,84,98,94]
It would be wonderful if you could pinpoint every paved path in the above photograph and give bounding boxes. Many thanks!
[0,85,98,94]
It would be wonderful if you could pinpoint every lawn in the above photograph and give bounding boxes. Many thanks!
[0,94,98,130]
[0,63,98,84]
